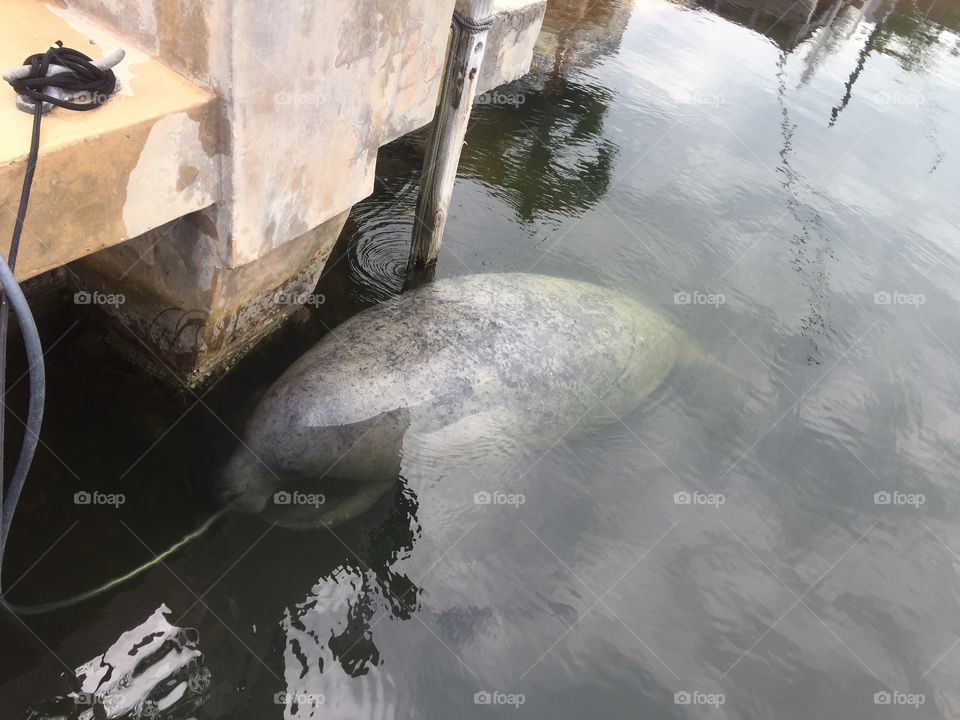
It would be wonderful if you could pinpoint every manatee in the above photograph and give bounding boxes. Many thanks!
[223,273,695,525]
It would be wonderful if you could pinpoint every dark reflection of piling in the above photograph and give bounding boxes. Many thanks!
[459,77,619,226]
[441,0,624,231]
[828,0,896,126]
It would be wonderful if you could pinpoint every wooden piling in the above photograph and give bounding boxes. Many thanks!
[407,0,496,281]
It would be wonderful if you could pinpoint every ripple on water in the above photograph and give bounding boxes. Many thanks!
[346,194,417,305]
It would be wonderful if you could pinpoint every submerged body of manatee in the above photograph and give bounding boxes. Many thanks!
[224,273,696,528]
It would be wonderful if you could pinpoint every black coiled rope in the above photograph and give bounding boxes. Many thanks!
[2,41,117,285]
[8,41,117,112]
[0,42,116,611]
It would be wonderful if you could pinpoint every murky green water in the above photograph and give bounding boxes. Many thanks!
[4,0,960,717]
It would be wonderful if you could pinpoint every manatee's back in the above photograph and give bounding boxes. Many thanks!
[245,274,677,475]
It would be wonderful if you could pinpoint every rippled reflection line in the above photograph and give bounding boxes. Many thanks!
[829,4,894,127]
[718,118,883,281]
[526,117,684,274]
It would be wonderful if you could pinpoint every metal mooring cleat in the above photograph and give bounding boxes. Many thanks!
[3,47,125,114]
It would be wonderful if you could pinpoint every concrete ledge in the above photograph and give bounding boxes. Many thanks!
[479,0,548,94]
[0,0,219,280]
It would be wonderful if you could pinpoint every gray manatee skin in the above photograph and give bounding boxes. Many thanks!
[224,273,681,525]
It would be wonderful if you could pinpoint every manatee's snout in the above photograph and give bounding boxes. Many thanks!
[219,440,401,529]
[219,448,275,514]
[220,396,413,527]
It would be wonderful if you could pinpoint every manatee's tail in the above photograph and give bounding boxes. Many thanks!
[675,334,750,385]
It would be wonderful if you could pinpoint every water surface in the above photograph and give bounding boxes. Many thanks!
[4,0,960,717]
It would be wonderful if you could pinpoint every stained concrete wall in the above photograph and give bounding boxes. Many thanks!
[53,0,544,383]
[227,1,458,266]
[62,0,543,267]
[58,0,457,268]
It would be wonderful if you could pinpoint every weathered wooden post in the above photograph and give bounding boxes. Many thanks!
[407,0,496,282]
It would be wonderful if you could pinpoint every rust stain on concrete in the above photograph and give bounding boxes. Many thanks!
[155,0,211,81]
[177,163,199,191]
[187,104,224,159]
